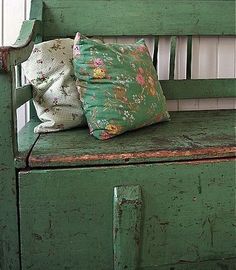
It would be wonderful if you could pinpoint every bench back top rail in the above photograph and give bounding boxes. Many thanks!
[32,0,235,38]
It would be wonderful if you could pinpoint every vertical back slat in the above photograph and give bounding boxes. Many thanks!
[16,65,22,88]
[187,36,192,79]
[169,36,176,80]
[153,36,159,70]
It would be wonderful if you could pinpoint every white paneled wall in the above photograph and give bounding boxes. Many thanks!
[1,0,235,131]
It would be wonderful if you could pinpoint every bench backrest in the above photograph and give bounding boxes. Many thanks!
[29,0,235,101]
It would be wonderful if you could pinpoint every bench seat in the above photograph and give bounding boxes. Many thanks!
[17,110,236,169]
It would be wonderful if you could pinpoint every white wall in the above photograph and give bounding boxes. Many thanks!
[1,0,235,131]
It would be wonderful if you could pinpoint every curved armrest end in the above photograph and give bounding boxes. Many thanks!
[0,20,42,73]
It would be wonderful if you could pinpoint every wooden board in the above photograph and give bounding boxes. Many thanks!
[15,119,40,168]
[19,159,236,269]
[161,79,236,99]
[40,0,235,38]
[27,110,236,168]
[0,73,20,269]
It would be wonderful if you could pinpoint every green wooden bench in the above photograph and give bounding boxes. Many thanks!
[0,0,235,269]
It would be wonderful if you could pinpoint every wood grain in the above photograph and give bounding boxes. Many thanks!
[28,110,236,168]
[19,159,236,269]
[42,0,235,38]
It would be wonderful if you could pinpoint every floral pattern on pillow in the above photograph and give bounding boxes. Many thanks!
[73,33,170,140]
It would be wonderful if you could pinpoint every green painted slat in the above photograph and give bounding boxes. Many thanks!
[16,65,22,88]
[16,84,33,109]
[186,36,192,79]
[152,37,159,70]
[30,0,43,21]
[169,36,176,80]
[28,110,236,168]
[113,185,142,270]
[160,79,236,99]
[0,72,20,269]
[41,0,235,38]
[19,160,236,269]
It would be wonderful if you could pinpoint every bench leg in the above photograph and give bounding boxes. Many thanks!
[113,185,143,270]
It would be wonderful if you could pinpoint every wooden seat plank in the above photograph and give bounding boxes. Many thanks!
[28,110,236,168]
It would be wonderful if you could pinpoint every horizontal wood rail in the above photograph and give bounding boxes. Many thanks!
[43,0,235,38]
[16,85,33,109]
[161,79,236,100]
[15,79,236,109]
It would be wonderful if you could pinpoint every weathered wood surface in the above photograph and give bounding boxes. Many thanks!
[0,20,41,72]
[19,159,236,269]
[0,73,20,269]
[41,0,235,38]
[161,79,236,99]
[141,258,236,269]
[16,84,33,109]
[113,185,143,270]
[15,119,40,169]
[27,110,236,168]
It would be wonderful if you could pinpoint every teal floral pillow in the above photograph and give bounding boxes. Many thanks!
[73,33,170,140]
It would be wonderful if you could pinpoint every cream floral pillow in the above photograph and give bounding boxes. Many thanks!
[22,38,86,133]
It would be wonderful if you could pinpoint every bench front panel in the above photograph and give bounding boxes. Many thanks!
[19,159,235,269]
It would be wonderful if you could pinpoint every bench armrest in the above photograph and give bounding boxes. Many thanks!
[0,19,42,72]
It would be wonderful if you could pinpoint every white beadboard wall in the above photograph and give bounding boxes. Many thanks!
[1,0,235,131]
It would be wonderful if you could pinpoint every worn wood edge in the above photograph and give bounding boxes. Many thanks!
[161,79,236,99]
[15,119,40,169]
[113,185,142,270]
[0,20,41,72]
[16,85,33,109]
[28,146,236,168]
[0,71,20,268]
[140,257,236,270]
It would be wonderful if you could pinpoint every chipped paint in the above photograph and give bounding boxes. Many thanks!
[0,48,10,72]
[29,146,236,167]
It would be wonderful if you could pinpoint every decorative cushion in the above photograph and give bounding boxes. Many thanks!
[22,38,86,133]
[73,33,170,140]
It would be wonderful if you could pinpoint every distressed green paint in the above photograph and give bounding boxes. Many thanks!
[141,258,236,270]
[161,79,236,99]
[42,0,235,38]
[19,160,236,269]
[0,72,20,269]
[15,119,40,168]
[28,110,235,168]
[0,20,41,72]
[30,0,43,21]
[113,185,142,270]
[16,84,33,109]
[0,0,235,268]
